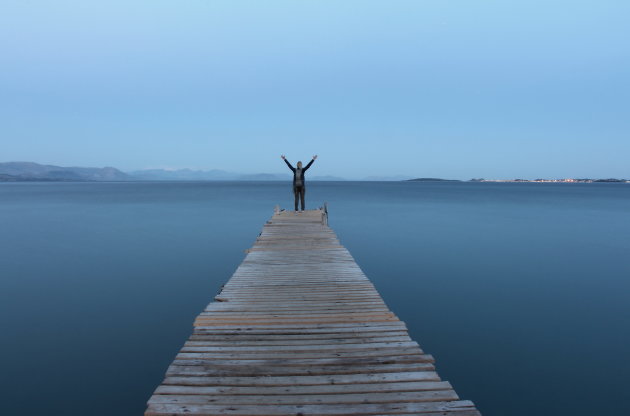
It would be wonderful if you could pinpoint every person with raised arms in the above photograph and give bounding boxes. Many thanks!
[281,154,317,212]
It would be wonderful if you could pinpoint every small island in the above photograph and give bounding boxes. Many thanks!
[407,178,462,182]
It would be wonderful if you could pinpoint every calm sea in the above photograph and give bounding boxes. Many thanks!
[1,181,629,415]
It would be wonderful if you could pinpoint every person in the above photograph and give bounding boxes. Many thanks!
[281,154,317,212]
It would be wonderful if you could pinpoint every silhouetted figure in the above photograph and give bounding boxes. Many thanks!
[281,155,317,212]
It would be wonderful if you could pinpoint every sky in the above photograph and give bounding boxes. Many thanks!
[1,0,628,179]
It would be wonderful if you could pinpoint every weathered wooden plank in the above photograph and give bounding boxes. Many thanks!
[196,312,398,325]
[193,322,407,330]
[173,353,431,364]
[201,308,392,316]
[187,332,412,342]
[166,362,436,377]
[191,326,409,334]
[180,341,419,352]
[154,379,447,396]
[185,337,412,347]
[193,318,400,326]
[148,390,459,405]
[207,302,388,308]
[162,373,445,386]
[146,400,478,415]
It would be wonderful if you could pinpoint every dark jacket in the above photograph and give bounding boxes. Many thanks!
[284,159,314,188]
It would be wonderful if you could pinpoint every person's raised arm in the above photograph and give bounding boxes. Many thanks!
[303,155,317,171]
[281,154,295,172]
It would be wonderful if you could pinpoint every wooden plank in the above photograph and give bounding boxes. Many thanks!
[194,322,407,330]
[166,363,437,377]
[154,380,447,395]
[191,326,409,334]
[179,345,421,354]
[148,390,459,405]
[180,341,419,352]
[146,400,479,415]
[162,373,445,386]
[183,338,414,347]
[194,313,398,321]
[170,355,433,366]
[187,332,412,342]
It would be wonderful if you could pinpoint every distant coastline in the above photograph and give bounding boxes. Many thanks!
[467,178,629,183]
[0,161,396,182]
[407,177,629,183]
[406,178,461,182]
[1,162,627,183]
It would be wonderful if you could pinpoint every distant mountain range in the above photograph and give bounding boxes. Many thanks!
[0,162,130,181]
[0,162,347,182]
[0,162,630,183]
[2,162,626,183]
[407,177,461,182]
[129,169,346,181]
[364,175,415,181]
[130,168,235,181]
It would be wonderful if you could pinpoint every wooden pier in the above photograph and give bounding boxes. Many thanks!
[146,207,480,416]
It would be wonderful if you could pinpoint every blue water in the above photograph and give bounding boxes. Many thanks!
[1,181,629,415]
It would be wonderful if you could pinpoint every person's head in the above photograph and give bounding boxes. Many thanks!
[297,161,303,168]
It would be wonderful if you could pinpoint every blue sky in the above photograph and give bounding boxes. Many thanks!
[1,1,628,179]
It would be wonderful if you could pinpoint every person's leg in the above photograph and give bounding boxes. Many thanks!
[293,187,299,211]
[300,186,306,211]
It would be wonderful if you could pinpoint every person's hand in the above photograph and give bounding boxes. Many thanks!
[313,155,318,160]
[281,155,285,160]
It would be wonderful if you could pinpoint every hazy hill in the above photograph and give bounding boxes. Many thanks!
[130,169,344,181]
[310,175,346,181]
[363,175,413,181]
[407,177,462,182]
[0,162,405,182]
[130,168,239,181]
[236,173,290,181]
[0,162,130,181]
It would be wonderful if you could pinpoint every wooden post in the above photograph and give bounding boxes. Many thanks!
[321,202,328,225]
